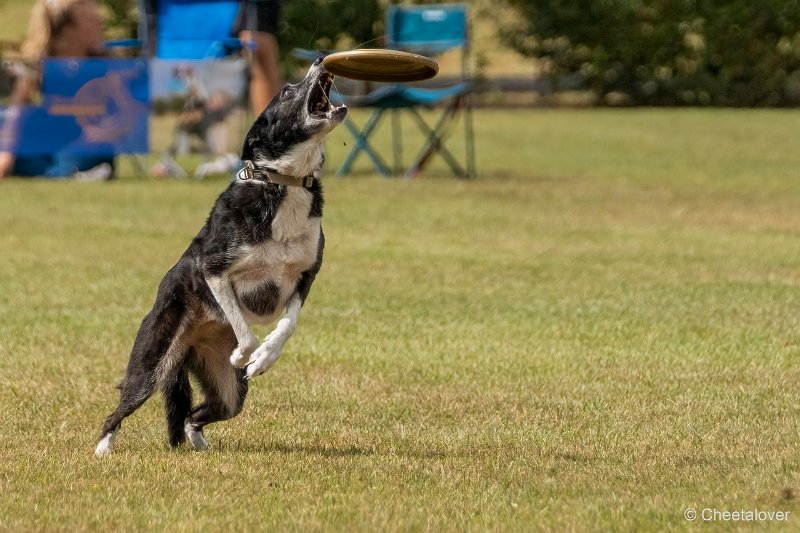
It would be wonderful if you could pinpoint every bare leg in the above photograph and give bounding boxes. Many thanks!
[241,30,283,113]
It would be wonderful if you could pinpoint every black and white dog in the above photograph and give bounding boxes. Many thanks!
[95,60,346,456]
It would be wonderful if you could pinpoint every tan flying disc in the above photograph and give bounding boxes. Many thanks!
[322,49,439,82]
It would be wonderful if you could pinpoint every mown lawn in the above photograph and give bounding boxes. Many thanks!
[1,109,799,531]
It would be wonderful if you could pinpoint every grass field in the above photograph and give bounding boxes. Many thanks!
[1,109,800,531]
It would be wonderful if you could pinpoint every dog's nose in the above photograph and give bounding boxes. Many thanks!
[313,56,324,66]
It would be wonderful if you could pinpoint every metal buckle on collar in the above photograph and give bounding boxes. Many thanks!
[236,160,256,181]
[236,160,314,188]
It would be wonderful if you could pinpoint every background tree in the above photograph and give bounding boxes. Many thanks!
[281,0,384,74]
[501,0,800,106]
[97,0,138,41]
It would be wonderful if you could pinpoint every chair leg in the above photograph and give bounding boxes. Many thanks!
[392,109,403,175]
[464,97,476,178]
[337,110,393,177]
[406,106,467,179]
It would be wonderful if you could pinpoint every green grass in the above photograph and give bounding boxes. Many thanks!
[1,108,800,531]
[0,0,34,44]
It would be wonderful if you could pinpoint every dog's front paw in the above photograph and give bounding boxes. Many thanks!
[230,347,249,368]
[245,340,283,379]
[230,334,259,368]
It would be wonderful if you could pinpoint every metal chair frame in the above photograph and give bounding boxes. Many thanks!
[338,3,476,179]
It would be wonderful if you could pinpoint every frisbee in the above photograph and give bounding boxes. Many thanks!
[322,49,439,82]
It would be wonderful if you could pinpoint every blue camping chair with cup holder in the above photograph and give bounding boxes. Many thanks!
[138,0,252,178]
[335,3,476,179]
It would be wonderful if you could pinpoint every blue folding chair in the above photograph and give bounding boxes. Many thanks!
[140,0,247,59]
[139,0,251,177]
[338,3,476,179]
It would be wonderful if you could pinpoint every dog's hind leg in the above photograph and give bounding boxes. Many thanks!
[95,302,188,457]
[184,335,248,450]
[162,361,193,448]
[96,358,161,456]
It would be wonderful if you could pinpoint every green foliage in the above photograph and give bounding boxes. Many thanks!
[97,0,138,40]
[282,0,383,50]
[280,0,383,73]
[502,0,800,106]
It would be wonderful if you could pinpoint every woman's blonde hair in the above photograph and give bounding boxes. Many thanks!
[21,0,89,60]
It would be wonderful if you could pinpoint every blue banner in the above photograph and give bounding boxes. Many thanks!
[0,58,149,155]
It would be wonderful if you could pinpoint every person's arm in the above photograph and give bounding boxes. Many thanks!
[0,64,37,178]
[0,151,15,178]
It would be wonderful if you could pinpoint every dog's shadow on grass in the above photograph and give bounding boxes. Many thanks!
[217,440,448,460]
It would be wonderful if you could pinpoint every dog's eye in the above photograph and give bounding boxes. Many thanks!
[281,87,295,99]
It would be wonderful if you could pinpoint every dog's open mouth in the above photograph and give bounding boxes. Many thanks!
[308,73,346,120]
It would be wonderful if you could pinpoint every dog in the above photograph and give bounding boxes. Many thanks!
[95,59,346,456]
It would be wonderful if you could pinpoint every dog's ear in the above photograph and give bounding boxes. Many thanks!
[241,108,279,161]
[240,133,257,161]
[240,116,267,161]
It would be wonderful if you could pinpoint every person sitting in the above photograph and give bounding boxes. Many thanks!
[0,0,114,180]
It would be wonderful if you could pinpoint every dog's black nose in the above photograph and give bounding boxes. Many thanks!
[313,56,324,66]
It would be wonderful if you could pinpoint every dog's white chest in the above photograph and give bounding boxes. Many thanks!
[230,189,321,323]
[271,187,316,241]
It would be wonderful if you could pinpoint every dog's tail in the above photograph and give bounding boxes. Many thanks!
[162,363,193,448]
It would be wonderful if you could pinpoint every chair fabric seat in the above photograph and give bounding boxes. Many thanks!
[155,0,241,59]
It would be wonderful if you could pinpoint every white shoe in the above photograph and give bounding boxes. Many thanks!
[74,163,113,182]
[195,153,240,178]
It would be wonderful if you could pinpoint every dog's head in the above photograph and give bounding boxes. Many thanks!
[240,60,347,178]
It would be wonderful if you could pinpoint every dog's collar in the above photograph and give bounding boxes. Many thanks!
[236,160,315,188]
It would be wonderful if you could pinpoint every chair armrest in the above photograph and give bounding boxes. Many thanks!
[105,39,142,50]
[206,38,255,58]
